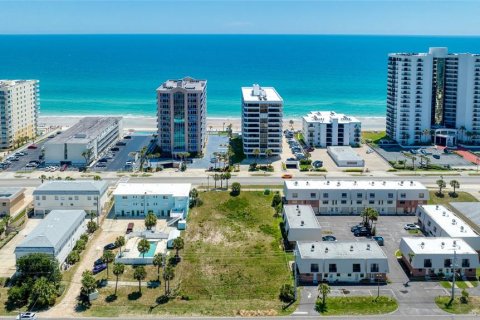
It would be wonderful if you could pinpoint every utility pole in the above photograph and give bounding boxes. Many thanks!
[451,249,457,302]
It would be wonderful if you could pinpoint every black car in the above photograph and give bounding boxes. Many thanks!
[322,235,337,241]
[350,224,364,232]
[94,258,104,266]
[111,147,120,151]
[354,228,372,237]
[103,243,117,250]
[124,136,132,139]
[116,141,127,146]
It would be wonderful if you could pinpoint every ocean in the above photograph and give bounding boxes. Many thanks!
[1,34,479,118]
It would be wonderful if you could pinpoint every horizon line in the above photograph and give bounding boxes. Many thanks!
[1,33,480,37]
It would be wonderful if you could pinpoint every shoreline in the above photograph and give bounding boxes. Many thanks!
[38,115,386,132]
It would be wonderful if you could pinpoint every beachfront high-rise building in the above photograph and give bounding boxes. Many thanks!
[386,47,480,147]
[302,111,361,148]
[0,80,39,149]
[156,77,207,156]
[241,84,283,157]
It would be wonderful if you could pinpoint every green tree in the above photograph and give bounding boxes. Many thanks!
[274,203,283,218]
[112,263,125,296]
[318,283,331,307]
[173,237,184,260]
[16,253,62,285]
[153,253,164,281]
[368,208,379,229]
[436,179,446,195]
[289,119,294,130]
[279,283,295,303]
[137,238,151,259]
[39,174,47,183]
[231,182,241,196]
[189,188,199,207]
[29,277,57,308]
[252,148,260,162]
[81,148,93,165]
[144,211,157,230]
[115,236,126,257]
[87,221,98,234]
[224,172,231,189]
[163,265,175,295]
[271,191,282,208]
[102,250,115,278]
[66,250,80,265]
[81,270,97,296]
[133,266,146,294]
[450,180,460,196]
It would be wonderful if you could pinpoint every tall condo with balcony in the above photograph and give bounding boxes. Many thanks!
[0,80,39,149]
[386,47,480,147]
[241,84,283,157]
[157,77,207,156]
[302,111,361,148]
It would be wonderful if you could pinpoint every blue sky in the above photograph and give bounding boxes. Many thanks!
[0,0,479,35]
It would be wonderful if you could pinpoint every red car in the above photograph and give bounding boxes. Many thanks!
[27,144,38,149]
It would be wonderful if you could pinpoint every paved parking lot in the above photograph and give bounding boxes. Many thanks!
[4,140,47,172]
[373,145,473,167]
[93,134,153,171]
[189,134,229,169]
[317,215,423,284]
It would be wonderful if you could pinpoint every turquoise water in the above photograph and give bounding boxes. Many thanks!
[140,241,158,258]
[1,35,479,118]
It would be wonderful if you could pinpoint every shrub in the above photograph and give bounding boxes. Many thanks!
[87,221,98,234]
[279,283,295,303]
[74,239,86,251]
[264,189,270,195]
[460,289,469,304]
[80,233,89,242]
[66,250,80,265]
[231,182,241,196]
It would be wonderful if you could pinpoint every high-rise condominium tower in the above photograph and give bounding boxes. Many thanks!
[156,77,207,156]
[386,47,480,147]
[0,80,39,149]
[241,84,283,157]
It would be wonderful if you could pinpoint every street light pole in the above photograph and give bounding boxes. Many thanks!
[376,273,380,301]
[451,249,457,302]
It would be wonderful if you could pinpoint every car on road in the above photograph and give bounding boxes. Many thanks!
[322,235,337,241]
[98,158,108,163]
[14,152,25,157]
[295,153,305,160]
[27,144,38,149]
[93,263,107,275]
[10,157,20,161]
[48,134,55,138]
[372,236,384,246]
[350,224,365,232]
[354,228,372,237]
[366,149,374,154]
[104,243,117,250]
[111,147,120,152]
[96,163,107,168]
[404,223,420,230]
[124,135,132,139]
[281,174,293,179]
[16,312,37,320]
[116,141,127,146]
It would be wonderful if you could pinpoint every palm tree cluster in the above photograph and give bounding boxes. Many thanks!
[436,178,460,197]
[12,135,33,149]
[212,172,231,189]
[361,207,379,229]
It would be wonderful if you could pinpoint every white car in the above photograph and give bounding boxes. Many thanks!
[16,312,37,320]
[404,223,420,230]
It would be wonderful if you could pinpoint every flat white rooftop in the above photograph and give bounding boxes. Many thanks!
[283,205,320,230]
[45,117,121,144]
[303,111,360,124]
[0,79,38,88]
[297,241,386,260]
[285,180,427,191]
[113,183,191,197]
[419,205,479,238]
[401,237,476,255]
[328,146,364,162]
[157,76,206,92]
[241,85,283,103]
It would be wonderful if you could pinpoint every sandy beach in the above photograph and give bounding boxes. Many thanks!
[39,115,386,132]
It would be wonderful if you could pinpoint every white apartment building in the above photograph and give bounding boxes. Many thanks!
[33,181,109,216]
[0,80,39,149]
[157,77,207,156]
[283,205,322,245]
[302,111,361,147]
[44,117,123,166]
[399,237,479,278]
[416,205,480,251]
[113,183,191,218]
[284,180,428,215]
[15,210,86,264]
[386,47,480,146]
[296,241,389,284]
[241,84,283,157]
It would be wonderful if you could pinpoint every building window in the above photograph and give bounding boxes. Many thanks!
[427,221,431,226]
[353,264,361,272]
[444,259,452,267]
[433,226,437,233]
[419,193,425,199]
[35,196,39,200]
[310,193,316,198]
[311,264,319,272]
[341,193,347,198]
[341,200,347,204]
[370,264,379,272]
[329,264,337,272]
[323,193,328,198]
[462,259,470,268]
[369,200,374,205]
[322,200,328,205]
[54,196,59,200]
[74,196,79,200]
[400,193,406,198]
[369,193,375,198]
[356,200,362,204]
[42,196,46,200]
[88,196,93,200]
[387,200,393,204]
[357,193,362,198]
[388,193,393,198]
[424,259,432,268]
[292,193,298,199]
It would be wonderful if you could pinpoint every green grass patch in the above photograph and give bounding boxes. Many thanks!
[408,229,422,235]
[343,168,364,173]
[316,296,397,315]
[394,250,402,259]
[85,191,295,316]
[362,131,386,144]
[428,191,478,206]
[435,296,480,314]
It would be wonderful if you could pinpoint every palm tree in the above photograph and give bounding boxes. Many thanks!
[137,238,151,259]
[133,266,146,294]
[252,148,260,162]
[289,119,294,130]
[450,180,460,196]
[466,131,473,144]
[219,173,224,189]
[115,236,126,257]
[368,209,379,229]
[422,129,430,143]
[224,172,231,189]
[265,149,273,167]
[163,265,175,295]
[144,212,157,230]
[153,253,163,281]
[436,179,446,195]
[173,237,184,260]
[102,250,115,278]
[81,148,93,165]
[112,263,125,296]
[39,174,46,183]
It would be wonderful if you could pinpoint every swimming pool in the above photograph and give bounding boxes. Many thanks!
[139,241,158,258]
